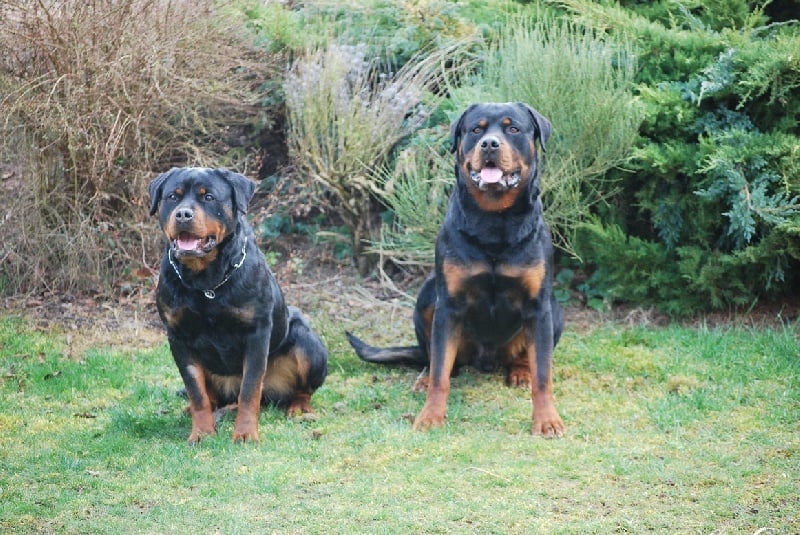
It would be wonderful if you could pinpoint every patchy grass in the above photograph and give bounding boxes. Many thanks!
[0,313,798,534]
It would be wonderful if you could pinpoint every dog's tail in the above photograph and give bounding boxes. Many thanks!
[345,331,427,367]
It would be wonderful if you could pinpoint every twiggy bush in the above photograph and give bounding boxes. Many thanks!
[377,17,642,267]
[373,127,453,271]
[0,0,269,295]
[283,42,467,274]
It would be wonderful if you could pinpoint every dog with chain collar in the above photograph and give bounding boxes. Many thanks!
[148,167,328,443]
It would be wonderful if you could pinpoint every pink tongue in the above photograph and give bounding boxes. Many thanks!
[480,167,503,184]
[177,235,201,250]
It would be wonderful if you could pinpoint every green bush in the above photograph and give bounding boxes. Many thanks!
[560,0,800,314]
[238,0,496,67]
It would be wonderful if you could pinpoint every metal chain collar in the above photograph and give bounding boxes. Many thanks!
[168,237,248,299]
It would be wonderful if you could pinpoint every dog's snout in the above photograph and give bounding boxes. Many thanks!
[480,135,501,152]
[175,207,194,223]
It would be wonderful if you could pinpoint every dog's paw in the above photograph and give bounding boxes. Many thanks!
[412,404,446,431]
[232,415,260,443]
[232,426,260,443]
[188,408,217,443]
[532,410,565,438]
[286,392,315,419]
[507,366,532,388]
[188,426,216,444]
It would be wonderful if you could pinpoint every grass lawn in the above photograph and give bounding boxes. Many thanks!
[0,310,798,534]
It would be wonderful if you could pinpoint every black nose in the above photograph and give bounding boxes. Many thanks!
[480,135,501,151]
[175,207,194,222]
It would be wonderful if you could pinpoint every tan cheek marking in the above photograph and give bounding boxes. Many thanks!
[193,207,231,244]
[502,141,532,176]
[191,210,212,238]
[496,261,546,299]
[467,145,483,172]
[463,144,480,176]
[498,143,516,170]
[163,210,179,240]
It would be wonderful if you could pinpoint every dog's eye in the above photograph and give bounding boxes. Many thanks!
[167,193,178,201]
[203,193,215,202]
[508,126,520,134]
[472,126,483,134]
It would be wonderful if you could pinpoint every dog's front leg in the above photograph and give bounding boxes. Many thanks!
[413,307,459,430]
[528,305,564,437]
[171,343,217,443]
[233,332,269,443]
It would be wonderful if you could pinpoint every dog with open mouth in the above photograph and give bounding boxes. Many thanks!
[149,167,328,443]
[347,102,565,436]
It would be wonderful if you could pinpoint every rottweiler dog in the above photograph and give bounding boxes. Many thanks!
[148,167,328,443]
[347,102,564,436]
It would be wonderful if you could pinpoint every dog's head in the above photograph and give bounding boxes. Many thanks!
[148,167,256,271]
[450,102,551,212]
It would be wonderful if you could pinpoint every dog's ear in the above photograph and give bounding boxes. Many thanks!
[519,103,551,152]
[217,168,256,215]
[450,104,478,153]
[148,167,181,216]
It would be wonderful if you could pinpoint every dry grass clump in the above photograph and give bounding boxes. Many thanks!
[0,0,271,295]
[370,127,452,274]
[283,42,469,274]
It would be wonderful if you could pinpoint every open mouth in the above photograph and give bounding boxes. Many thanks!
[171,232,217,257]
[469,162,521,191]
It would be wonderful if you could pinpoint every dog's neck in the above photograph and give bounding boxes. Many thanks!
[167,222,249,296]
[452,175,542,249]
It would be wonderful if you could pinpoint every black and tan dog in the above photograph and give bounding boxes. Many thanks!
[347,102,564,436]
[148,167,328,443]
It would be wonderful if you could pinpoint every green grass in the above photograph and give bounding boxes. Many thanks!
[1,314,798,534]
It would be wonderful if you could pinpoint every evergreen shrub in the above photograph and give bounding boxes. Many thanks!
[561,0,800,314]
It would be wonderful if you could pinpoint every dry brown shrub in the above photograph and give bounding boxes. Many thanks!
[0,0,274,296]
[283,42,471,275]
